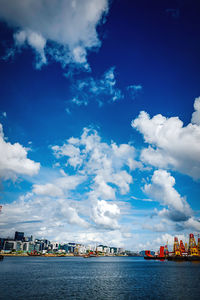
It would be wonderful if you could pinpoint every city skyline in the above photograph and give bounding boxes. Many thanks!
[1,230,129,255]
[0,0,200,251]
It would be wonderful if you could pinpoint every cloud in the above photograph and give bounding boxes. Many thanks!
[33,173,85,197]
[58,198,89,228]
[2,123,198,249]
[127,85,142,99]
[0,0,109,68]
[0,190,132,246]
[144,169,192,222]
[0,191,89,239]
[33,183,64,198]
[131,196,153,202]
[166,8,180,20]
[0,127,137,239]
[52,127,139,229]
[191,96,200,125]
[54,229,130,247]
[92,200,120,229]
[153,233,186,251]
[132,98,200,179]
[138,232,193,252]
[0,123,40,180]
[14,30,47,69]
[52,127,138,194]
[184,217,200,231]
[69,67,124,107]
[137,169,200,236]
[142,222,167,232]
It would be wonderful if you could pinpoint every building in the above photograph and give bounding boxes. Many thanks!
[14,231,24,241]
[34,243,40,252]
[16,241,23,251]
[75,244,86,254]
[23,242,29,252]
[4,241,16,251]
[51,242,59,252]
[97,246,103,252]
[110,247,118,254]
[118,248,124,254]
[68,243,76,253]
[28,243,35,252]
[59,244,69,253]
[104,247,110,254]
[0,238,6,251]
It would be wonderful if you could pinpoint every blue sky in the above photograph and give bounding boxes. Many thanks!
[0,0,200,250]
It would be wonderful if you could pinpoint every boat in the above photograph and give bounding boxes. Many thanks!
[144,248,166,260]
[144,255,165,260]
[145,233,200,262]
[167,255,187,261]
[167,255,200,262]
[27,251,42,256]
[83,254,98,258]
[187,256,200,261]
[83,250,98,258]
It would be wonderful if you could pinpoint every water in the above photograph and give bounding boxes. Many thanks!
[0,256,199,300]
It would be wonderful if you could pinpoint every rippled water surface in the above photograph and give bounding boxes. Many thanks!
[0,256,199,299]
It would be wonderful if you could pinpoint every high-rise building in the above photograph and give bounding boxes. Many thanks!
[4,241,16,251]
[14,231,24,241]
[0,238,6,250]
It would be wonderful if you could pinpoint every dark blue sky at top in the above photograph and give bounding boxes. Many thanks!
[0,0,200,225]
[1,1,200,140]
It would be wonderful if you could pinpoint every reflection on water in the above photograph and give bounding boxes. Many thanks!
[0,257,199,300]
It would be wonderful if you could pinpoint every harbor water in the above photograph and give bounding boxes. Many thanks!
[0,256,199,299]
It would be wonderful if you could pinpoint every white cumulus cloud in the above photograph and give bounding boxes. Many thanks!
[92,200,120,229]
[132,98,200,179]
[0,191,89,240]
[14,30,47,69]
[184,217,200,231]
[52,128,138,198]
[33,174,85,197]
[52,127,139,229]
[144,169,192,222]
[191,96,200,125]
[0,123,40,180]
[0,0,109,68]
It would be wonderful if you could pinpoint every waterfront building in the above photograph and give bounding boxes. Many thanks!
[28,242,35,252]
[22,242,29,252]
[4,241,17,251]
[23,242,35,252]
[51,242,59,252]
[0,238,6,251]
[14,231,24,241]
[75,244,86,254]
[59,243,69,253]
[104,247,110,254]
[97,246,103,252]
[0,231,125,255]
[16,241,22,251]
[30,235,35,242]
[85,245,96,252]
[34,243,40,252]
[68,243,76,253]
[57,249,66,254]
[118,248,125,254]
[110,247,118,254]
